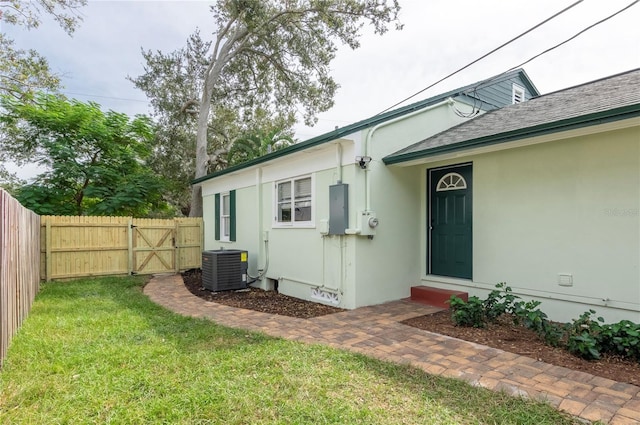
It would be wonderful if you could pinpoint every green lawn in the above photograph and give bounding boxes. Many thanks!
[0,276,581,424]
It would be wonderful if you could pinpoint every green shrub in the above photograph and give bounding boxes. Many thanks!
[449,295,485,328]
[564,310,604,360]
[599,320,640,361]
[446,285,640,363]
[483,282,519,322]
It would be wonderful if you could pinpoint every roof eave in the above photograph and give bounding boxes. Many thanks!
[192,69,536,185]
[383,104,640,165]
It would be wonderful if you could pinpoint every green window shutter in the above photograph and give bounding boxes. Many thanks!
[230,190,236,242]
[214,193,220,241]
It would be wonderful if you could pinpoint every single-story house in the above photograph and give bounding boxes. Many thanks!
[195,68,640,323]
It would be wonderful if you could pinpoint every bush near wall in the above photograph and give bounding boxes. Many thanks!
[448,283,640,362]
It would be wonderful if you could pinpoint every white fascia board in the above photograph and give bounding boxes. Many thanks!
[262,139,355,183]
[200,138,356,196]
[201,171,256,196]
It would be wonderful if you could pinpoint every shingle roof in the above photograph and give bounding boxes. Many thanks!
[193,69,537,184]
[384,69,640,165]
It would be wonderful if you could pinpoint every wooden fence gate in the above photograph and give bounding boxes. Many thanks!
[41,216,203,281]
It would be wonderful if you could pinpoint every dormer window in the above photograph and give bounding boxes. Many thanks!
[512,84,525,104]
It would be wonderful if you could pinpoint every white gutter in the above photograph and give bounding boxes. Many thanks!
[363,97,455,211]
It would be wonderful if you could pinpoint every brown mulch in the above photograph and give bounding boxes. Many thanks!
[402,311,640,387]
[181,269,639,387]
[182,269,344,319]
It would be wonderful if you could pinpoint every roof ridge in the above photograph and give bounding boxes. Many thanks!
[532,68,640,100]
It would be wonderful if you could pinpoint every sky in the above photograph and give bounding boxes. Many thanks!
[3,0,640,180]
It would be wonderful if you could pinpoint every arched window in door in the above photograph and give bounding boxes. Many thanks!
[436,172,467,191]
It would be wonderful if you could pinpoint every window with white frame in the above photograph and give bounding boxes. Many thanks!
[275,176,312,225]
[220,193,231,241]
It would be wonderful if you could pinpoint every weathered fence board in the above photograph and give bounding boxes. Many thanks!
[40,216,203,280]
[0,189,40,366]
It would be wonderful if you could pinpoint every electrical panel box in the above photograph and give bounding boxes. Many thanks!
[202,250,248,291]
[359,211,378,236]
[329,183,348,235]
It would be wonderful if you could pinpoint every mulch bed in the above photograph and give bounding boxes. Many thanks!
[403,311,640,387]
[182,269,344,319]
[181,269,639,387]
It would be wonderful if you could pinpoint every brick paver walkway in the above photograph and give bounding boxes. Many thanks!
[144,274,640,424]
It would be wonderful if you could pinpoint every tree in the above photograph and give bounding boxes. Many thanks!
[0,0,86,99]
[0,93,172,217]
[130,30,297,215]
[227,127,294,166]
[136,0,401,217]
[0,0,87,180]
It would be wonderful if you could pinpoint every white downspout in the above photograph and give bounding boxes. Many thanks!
[336,141,343,183]
[363,97,455,211]
[250,167,270,283]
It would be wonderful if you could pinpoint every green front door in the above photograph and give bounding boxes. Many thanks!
[429,164,472,279]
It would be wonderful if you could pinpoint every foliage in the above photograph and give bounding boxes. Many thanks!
[599,320,640,361]
[0,0,86,34]
[227,127,294,166]
[449,295,486,328]
[0,161,24,193]
[483,282,518,321]
[0,93,173,217]
[447,284,640,362]
[130,31,297,214]
[565,310,640,361]
[0,0,86,99]
[0,276,580,424]
[132,0,403,216]
[565,310,603,360]
[449,282,519,328]
[0,34,61,100]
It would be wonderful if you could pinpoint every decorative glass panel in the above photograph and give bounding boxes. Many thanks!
[436,172,467,192]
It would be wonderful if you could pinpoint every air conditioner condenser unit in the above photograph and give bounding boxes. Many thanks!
[201,250,248,291]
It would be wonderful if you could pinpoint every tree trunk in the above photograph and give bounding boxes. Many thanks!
[189,55,226,217]
[189,184,203,218]
[189,25,247,217]
[189,99,210,216]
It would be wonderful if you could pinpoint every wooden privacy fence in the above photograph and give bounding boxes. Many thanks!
[40,216,204,281]
[0,189,40,366]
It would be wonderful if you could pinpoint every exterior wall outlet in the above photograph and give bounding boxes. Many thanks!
[558,273,573,287]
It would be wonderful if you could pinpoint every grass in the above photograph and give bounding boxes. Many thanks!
[0,276,582,424]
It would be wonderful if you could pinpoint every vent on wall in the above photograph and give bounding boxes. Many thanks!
[202,250,248,291]
[512,83,525,104]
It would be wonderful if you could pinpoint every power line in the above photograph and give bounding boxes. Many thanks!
[61,91,149,103]
[376,0,585,115]
[475,0,640,89]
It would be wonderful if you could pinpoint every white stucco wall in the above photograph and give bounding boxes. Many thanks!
[199,100,478,309]
[419,125,640,323]
[349,99,477,306]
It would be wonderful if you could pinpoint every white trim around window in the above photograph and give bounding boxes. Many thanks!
[273,174,315,228]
